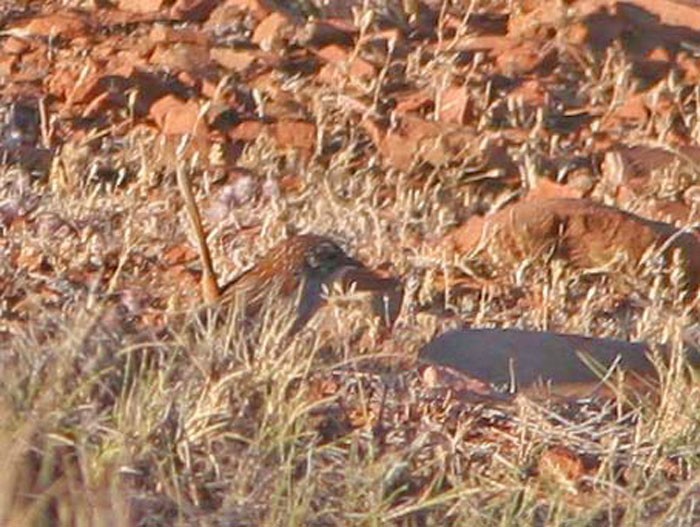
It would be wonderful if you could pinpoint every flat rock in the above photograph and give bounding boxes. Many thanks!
[420,328,700,398]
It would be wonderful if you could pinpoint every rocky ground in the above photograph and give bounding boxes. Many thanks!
[2,0,700,525]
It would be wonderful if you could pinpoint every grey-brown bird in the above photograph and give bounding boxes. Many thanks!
[219,234,365,331]
[177,168,402,331]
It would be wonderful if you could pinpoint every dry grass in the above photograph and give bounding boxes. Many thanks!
[3,0,700,525]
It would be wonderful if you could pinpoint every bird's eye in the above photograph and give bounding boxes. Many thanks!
[306,242,341,269]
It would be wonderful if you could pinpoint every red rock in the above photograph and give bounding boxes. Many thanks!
[539,446,589,482]
[163,244,199,265]
[445,198,700,291]
[13,49,49,83]
[437,86,471,124]
[565,21,589,45]
[316,44,349,64]
[394,90,433,114]
[459,34,512,54]
[252,12,292,52]
[63,64,175,116]
[206,0,271,29]
[273,120,316,152]
[47,65,81,101]
[149,25,209,46]
[606,93,648,124]
[150,43,212,72]
[650,201,692,224]
[369,115,476,171]
[95,7,164,27]
[0,54,15,77]
[171,0,219,21]
[624,0,700,32]
[360,117,384,147]
[13,12,90,39]
[228,119,316,158]
[419,364,497,397]
[118,0,166,13]
[81,91,119,119]
[526,177,584,201]
[317,44,376,82]
[17,244,45,272]
[508,78,548,106]
[211,48,275,72]
[647,46,671,62]
[496,40,555,76]
[508,0,609,39]
[150,95,207,136]
[229,120,265,142]
[360,28,404,61]
[3,37,31,55]
[297,18,357,48]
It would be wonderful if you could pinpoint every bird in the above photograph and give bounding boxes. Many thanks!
[218,234,365,332]
[176,167,402,331]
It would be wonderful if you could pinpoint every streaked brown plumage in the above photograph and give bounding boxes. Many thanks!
[219,234,363,331]
[177,167,402,331]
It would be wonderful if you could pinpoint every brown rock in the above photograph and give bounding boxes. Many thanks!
[149,25,210,46]
[316,44,376,82]
[394,89,434,114]
[12,11,91,39]
[252,11,293,52]
[508,78,548,106]
[229,120,265,142]
[0,54,15,77]
[526,177,584,201]
[65,65,179,117]
[297,18,357,48]
[206,0,271,29]
[171,0,220,21]
[437,86,471,124]
[496,40,556,76]
[625,0,700,32]
[3,37,31,55]
[605,93,649,126]
[118,0,166,13]
[210,48,276,73]
[447,198,700,290]
[273,120,316,153]
[150,95,207,136]
[538,446,591,483]
[368,115,477,171]
[228,119,315,157]
[459,34,512,55]
[419,364,499,397]
[149,43,212,73]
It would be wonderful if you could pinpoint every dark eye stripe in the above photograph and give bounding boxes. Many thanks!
[315,242,342,257]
